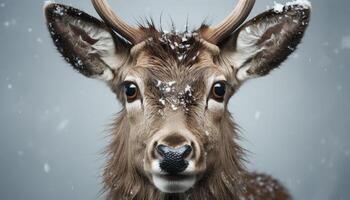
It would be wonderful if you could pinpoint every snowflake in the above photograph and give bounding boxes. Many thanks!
[44,163,51,173]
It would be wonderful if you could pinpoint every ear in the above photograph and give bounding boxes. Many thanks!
[220,1,311,82]
[44,3,131,81]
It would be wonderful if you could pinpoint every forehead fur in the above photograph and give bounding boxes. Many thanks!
[145,31,202,65]
[130,27,224,78]
[135,23,216,67]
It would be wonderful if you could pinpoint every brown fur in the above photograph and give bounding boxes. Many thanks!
[44,2,311,200]
[103,111,244,200]
[102,108,290,200]
[102,36,290,199]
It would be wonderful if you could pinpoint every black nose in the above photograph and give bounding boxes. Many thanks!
[156,144,192,174]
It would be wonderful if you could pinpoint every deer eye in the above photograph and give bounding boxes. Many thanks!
[124,82,138,102]
[211,81,226,101]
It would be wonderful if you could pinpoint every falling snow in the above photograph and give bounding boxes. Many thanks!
[53,5,66,16]
[341,35,350,49]
[3,21,10,27]
[17,150,24,156]
[0,1,349,199]
[36,37,43,43]
[44,163,51,173]
[336,85,343,92]
[333,49,339,54]
[254,111,261,120]
[286,0,312,9]
[57,119,69,131]
[159,31,199,62]
[273,2,284,13]
[171,104,178,111]
[3,19,17,27]
[159,97,166,105]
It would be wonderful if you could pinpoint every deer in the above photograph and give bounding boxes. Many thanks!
[44,0,311,199]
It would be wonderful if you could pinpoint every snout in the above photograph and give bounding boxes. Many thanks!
[146,133,203,193]
[156,144,192,174]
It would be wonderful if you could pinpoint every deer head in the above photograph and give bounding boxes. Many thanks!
[44,0,310,198]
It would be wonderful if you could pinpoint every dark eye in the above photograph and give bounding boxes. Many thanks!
[124,82,138,102]
[211,82,226,101]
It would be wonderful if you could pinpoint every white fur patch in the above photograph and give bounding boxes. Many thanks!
[152,174,196,193]
[93,67,114,81]
[91,33,121,70]
[230,19,281,82]
[234,29,262,66]
[151,160,163,174]
[207,99,224,110]
[236,64,258,81]
[184,161,195,173]
[68,18,122,70]
[231,23,272,68]
[214,75,226,82]
[57,16,122,81]
[151,159,196,193]
[229,1,311,82]
[125,99,142,111]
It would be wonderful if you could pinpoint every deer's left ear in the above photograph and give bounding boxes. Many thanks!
[220,2,311,82]
[44,3,131,82]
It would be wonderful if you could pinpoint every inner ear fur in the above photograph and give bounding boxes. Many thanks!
[220,3,311,81]
[44,3,130,81]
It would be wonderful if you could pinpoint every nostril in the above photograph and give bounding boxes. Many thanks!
[156,144,167,157]
[181,145,192,159]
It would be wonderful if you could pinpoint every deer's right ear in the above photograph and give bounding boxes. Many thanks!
[220,2,310,82]
[44,3,130,81]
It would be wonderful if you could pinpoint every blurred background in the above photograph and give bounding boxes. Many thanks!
[0,0,349,199]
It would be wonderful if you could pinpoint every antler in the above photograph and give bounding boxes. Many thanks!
[91,0,143,44]
[92,0,255,45]
[201,0,255,44]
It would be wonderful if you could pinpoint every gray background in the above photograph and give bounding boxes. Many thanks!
[0,0,349,199]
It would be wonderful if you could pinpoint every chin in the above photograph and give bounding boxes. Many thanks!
[152,174,196,193]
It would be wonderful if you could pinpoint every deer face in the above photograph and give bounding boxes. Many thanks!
[122,40,236,193]
[44,0,310,194]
